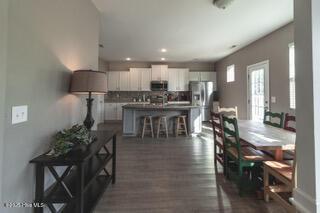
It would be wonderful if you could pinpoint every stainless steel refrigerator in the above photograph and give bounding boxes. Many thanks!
[190,81,217,121]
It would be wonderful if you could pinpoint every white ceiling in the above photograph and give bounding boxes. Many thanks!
[92,0,293,62]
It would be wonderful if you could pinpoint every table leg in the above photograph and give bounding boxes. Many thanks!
[274,149,283,161]
[35,165,44,213]
[76,163,84,213]
[112,134,116,184]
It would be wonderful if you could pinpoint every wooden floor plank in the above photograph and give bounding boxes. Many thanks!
[95,123,286,213]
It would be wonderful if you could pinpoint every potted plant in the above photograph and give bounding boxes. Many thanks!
[49,124,93,157]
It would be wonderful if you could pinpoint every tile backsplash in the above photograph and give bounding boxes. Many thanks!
[105,91,190,102]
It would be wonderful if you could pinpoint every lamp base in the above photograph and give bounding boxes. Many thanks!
[84,92,94,131]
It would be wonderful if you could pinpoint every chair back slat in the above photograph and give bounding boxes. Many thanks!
[222,116,241,159]
[284,113,296,132]
[211,112,223,142]
[218,106,238,118]
[263,110,284,128]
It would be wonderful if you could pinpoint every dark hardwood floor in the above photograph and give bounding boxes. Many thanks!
[95,122,286,213]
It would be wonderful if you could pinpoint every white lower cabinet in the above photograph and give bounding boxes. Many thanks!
[104,103,117,120]
[105,103,128,120]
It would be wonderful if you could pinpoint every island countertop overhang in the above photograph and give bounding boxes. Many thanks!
[122,104,201,110]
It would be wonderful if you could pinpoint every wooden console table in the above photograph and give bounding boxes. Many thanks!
[30,130,117,213]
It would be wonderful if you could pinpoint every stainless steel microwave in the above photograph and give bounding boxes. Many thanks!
[151,81,168,91]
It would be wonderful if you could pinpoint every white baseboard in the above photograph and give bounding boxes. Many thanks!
[293,188,320,213]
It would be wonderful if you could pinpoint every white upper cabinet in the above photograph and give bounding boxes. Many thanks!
[151,65,161,81]
[189,71,217,82]
[129,68,151,91]
[151,65,168,81]
[140,68,151,91]
[180,69,189,91]
[200,72,216,82]
[119,71,130,91]
[107,72,120,91]
[189,72,200,81]
[161,65,169,81]
[107,71,130,91]
[168,68,189,91]
[129,68,140,91]
[168,69,178,91]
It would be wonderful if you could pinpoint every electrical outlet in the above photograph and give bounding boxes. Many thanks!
[271,96,276,103]
[12,105,28,124]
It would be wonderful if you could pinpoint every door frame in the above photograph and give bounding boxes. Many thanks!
[246,60,270,120]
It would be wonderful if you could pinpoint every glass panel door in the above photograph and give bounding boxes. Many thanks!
[247,61,269,121]
[250,69,264,120]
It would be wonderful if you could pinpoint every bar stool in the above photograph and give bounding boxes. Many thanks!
[175,115,188,137]
[141,115,154,138]
[155,115,169,138]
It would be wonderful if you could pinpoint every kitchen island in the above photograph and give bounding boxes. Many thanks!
[122,104,202,137]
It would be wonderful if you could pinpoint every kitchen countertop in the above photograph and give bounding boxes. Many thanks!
[123,104,200,110]
[105,100,190,104]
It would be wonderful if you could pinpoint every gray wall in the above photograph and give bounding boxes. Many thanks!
[1,0,99,212]
[0,0,9,203]
[215,23,294,119]
[99,60,214,72]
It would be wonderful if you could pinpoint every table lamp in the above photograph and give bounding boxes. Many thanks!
[70,70,107,130]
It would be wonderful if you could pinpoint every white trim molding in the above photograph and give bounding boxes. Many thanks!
[292,188,320,213]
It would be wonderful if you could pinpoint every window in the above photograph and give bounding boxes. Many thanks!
[227,65,235,82]
[289,43,295,109]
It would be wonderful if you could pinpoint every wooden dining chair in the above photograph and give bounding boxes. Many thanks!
[263,110,284,128]
[211,112,225,174]
[284,113,296,132]
[263,150,296,213]
[283,113,296,159]
[222,116,272,195]
[218,106,238,118]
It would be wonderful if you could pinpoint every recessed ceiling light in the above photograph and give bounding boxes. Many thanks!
[126,58,131,61]
[161,48,167,53]
[161,58,166,61]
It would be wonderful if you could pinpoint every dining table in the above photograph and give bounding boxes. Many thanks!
[237,120,296,160]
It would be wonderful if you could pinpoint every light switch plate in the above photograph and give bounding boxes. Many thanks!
[12,105,28,124]
[271,96,276,103]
